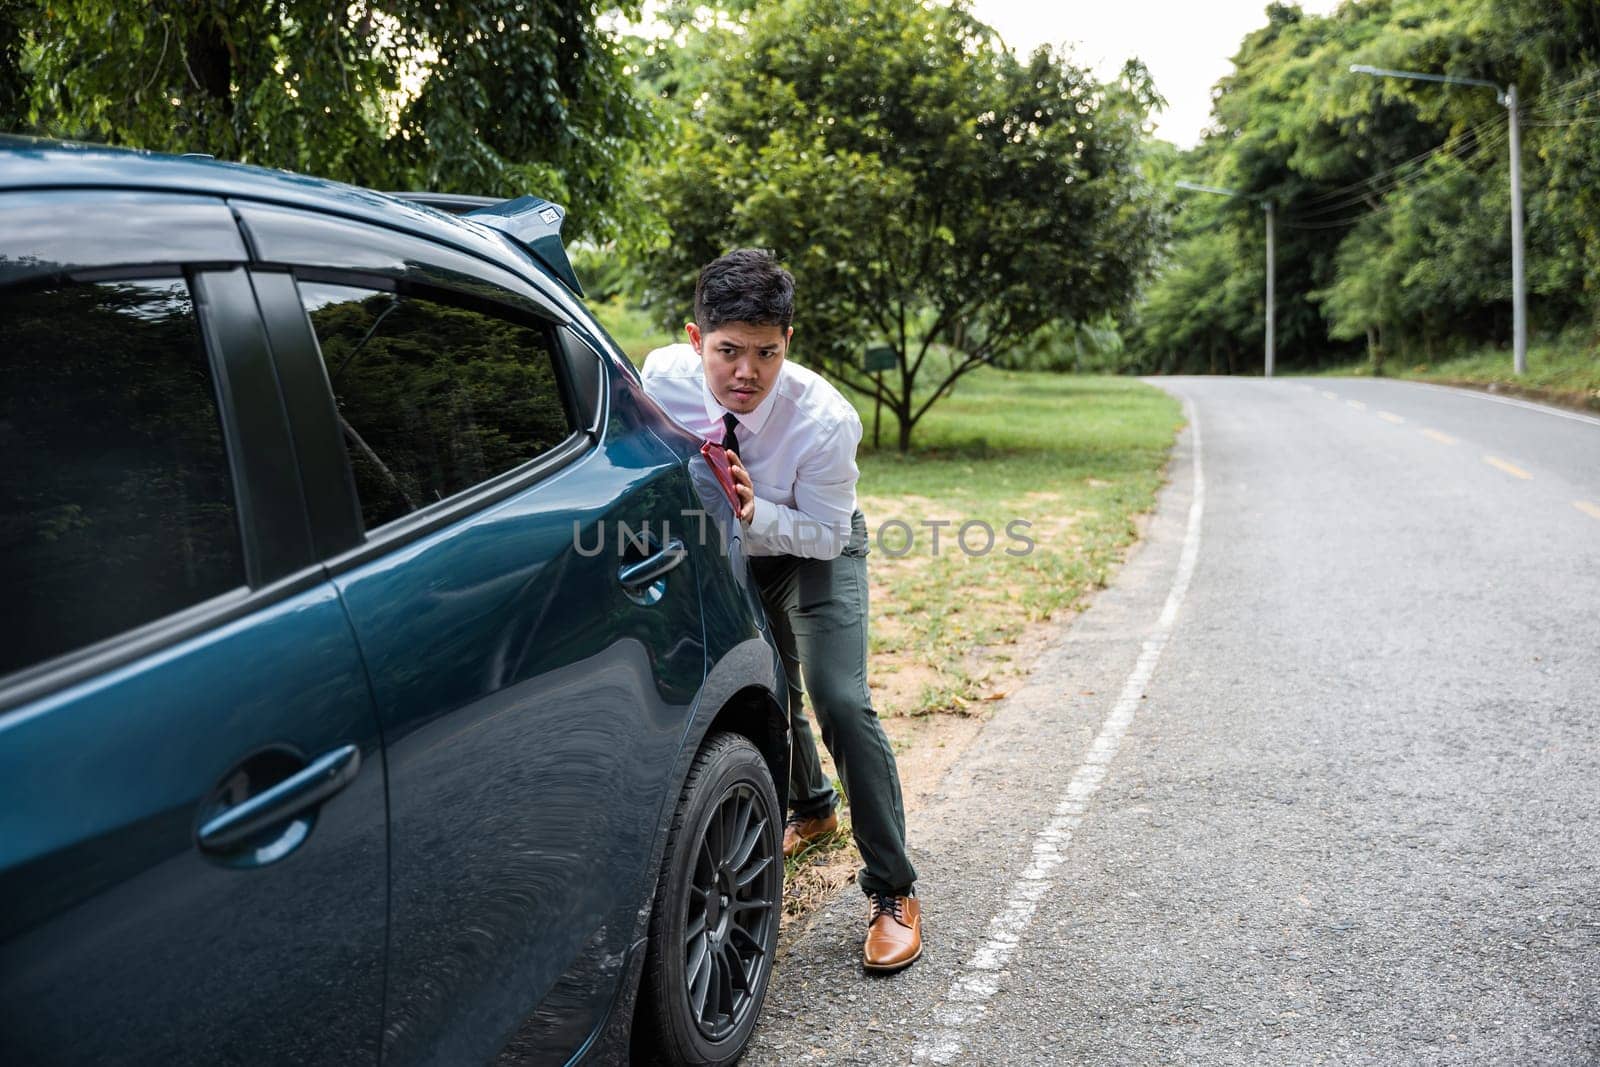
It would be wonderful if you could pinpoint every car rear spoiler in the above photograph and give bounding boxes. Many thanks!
[386,191,584,297]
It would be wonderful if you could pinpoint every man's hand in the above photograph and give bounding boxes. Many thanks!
[725,450,756,524]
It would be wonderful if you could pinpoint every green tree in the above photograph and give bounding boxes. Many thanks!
[630,0,1164,451]
[0,0,27,123]
[1134,0,1452,374]
[1505,0,1600,323]
[4,1,656,242]
[1134,0,1600,374]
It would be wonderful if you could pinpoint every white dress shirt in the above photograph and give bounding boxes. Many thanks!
[641,343,862,560]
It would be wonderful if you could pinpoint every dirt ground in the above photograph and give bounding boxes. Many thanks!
[777,505,1157,933]
[777,598,1075,924]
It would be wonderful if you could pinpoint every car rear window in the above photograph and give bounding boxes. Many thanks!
[297,282,573,533]
[0,277,245,678]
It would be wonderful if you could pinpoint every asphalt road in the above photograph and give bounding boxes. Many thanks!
[745,377,1600,1065]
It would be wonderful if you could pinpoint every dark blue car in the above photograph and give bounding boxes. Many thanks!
[0,138,789,1066]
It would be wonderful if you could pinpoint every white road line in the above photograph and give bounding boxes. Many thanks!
[911,401,1207,1066]
[1321,390,1339,400]
[1378,411,1405,424]
[1398,380,1600,428]
[1346,399,1367,410]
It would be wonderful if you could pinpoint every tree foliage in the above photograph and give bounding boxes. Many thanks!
[1132,0,1600,374]
[628,0,1164,449]
[3,1,656,242]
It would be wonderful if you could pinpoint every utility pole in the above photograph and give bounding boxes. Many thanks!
[1507,83,1526,374]
[1350,65,1527,375]
[1176,180,1276,377]
[1264,199,1276,379]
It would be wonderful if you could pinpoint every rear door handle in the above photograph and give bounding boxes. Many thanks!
[197,744,362,852]
[618,538,687,590]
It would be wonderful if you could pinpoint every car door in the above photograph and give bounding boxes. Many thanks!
[237,202,709,1065]
[0,191,389,1063]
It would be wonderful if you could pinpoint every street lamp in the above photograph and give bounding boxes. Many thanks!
[1350,64,1526,375]
[1176,180,1276,378]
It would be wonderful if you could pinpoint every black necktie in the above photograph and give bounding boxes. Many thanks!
[721,412,740,456]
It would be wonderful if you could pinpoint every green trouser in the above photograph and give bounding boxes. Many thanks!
[750,510,917,897]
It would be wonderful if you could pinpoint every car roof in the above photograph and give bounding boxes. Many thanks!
[0,135,556,293]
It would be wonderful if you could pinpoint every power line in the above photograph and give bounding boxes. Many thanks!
[1191,69,1588,227]
[1280,127,1504,231]
[1286,69,1594,218]
[1290,112,1505,211]
[1279,124,1510,229]
[1527,115,1600,128]
[1527,72,1600,115]
[1289,116,1506,219]
[1527,89,1600,117]
[1183,69,1589,242]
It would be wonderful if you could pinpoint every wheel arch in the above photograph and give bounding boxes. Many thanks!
[687,635,790,818]
[703,683,790,819]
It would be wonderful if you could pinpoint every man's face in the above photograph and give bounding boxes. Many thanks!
[688,320,792,415]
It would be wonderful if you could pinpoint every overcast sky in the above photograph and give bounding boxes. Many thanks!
[968,0,1343,146]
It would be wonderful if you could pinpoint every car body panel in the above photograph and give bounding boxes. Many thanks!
[236,204,720,1062]
[0,187,248,286]
[1,184,390,1064]
[0,136,539,293]
[0,138,792,1065]
[335,374,710,1065]
[0,582,389,1065]
[233,199,570,326]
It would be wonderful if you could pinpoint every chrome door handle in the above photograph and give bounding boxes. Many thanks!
[618,538,687,590]
[197,744,362,852]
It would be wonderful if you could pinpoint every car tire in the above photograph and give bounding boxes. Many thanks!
[635,732,783,1066]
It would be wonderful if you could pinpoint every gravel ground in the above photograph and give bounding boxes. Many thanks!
[744,377,1600,1066]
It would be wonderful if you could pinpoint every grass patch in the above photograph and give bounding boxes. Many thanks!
[1320,333,1600,411]
[780,366,1182,920]
[581,308,1182,717]
[849,367,1183,717]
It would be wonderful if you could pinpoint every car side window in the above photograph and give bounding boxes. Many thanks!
[0,277,245,679]
[297,282,574,533]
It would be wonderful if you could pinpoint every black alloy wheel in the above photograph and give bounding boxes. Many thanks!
[637,732,781,1066]
[684,778,777,1039]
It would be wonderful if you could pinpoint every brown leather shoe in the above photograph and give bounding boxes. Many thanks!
[782,810,839,858]
[863,892,922,972]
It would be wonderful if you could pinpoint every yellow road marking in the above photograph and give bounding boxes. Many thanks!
[1574,501,1600,521]
[1421,429,1458,445]
[1483,456,1533,480]
[1346,399,1367,410]
[1321,390,1339,400]
[1378,411,1405,424]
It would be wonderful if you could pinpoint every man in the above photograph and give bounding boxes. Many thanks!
[641,248,922,972]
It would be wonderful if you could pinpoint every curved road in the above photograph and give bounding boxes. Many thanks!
[746,377,1600,1065]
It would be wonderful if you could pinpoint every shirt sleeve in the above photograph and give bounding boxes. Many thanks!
[744,415,862,560]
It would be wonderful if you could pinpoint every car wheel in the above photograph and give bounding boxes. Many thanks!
[636,732,782,1065]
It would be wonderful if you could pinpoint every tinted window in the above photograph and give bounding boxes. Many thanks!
[0,278,244,678]
[298,283,573,532]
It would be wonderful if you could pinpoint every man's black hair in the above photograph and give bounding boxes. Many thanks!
[694,248,795,332]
